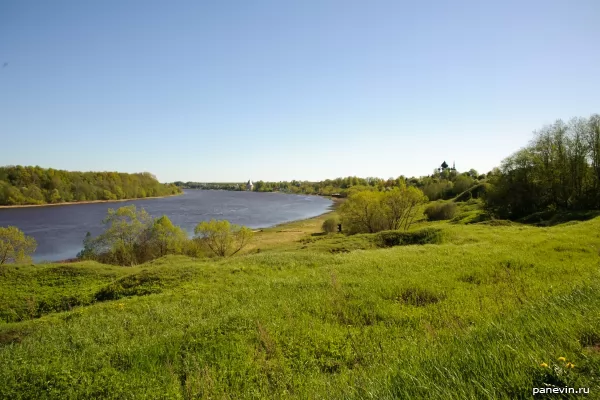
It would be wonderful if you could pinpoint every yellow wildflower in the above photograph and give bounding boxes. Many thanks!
[540,362,548,368]
[558,357,566,362]
[566,363,575,369]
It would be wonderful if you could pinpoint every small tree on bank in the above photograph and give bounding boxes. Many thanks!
[0,226,37,265]
[148,215,188,257]
[194,219,253,257]
[92,205,153,266]
[322,217,339,234]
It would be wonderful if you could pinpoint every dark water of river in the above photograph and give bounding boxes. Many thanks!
[0,190,333,262]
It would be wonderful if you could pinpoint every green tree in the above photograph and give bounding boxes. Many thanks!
[148,216,188,257]
[340,187,427,234]
[49,189,61,203]
[194,219,253,257]
[0,226,37,265]
[88,205,153,265]
[382,186,428,230]
[339,191,386,234]
[22,186,45,204]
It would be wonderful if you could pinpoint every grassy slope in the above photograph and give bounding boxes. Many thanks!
[1,208,600,398]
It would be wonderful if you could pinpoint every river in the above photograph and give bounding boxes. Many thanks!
[0,190,333,262]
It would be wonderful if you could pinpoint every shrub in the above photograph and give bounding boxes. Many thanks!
[424,202,457,221]
[375,228,444,247]
[322,217,339,234]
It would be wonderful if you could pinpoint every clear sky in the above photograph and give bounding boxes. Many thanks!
[1,0,599,183]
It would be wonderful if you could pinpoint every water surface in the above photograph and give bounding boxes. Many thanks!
[0,190,332,261]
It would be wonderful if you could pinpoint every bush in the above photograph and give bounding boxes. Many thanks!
[375,228,444,248]
[424,202,457,221]
[181,238,206,258]
[322,217,339,234]
[194,219,253,257]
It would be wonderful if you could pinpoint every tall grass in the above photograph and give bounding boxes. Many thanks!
[1,217,599,398]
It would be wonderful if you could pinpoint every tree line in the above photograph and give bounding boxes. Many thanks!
[175,170,485,201]
[0,166,182,206]
[485,114,600,219]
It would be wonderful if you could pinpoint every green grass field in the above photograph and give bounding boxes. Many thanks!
[1,205,600,399]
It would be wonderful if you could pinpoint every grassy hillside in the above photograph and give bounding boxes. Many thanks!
[1,209,600,398]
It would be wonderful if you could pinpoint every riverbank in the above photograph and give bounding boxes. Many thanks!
[244,197,344,253]
[45,196,340,263]
[0,192,184,209]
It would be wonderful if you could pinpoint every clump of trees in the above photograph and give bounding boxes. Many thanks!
[0,226,37,265]
[485,114,600,219]
[338,186,428,234]
[78,205,189,265]
[194,220,254,257]
[78,206,254,265]
[0,166,181,206]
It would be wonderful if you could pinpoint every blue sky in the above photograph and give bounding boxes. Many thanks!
[1,0,599,182]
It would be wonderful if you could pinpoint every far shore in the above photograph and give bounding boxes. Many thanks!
[0,192,184,209]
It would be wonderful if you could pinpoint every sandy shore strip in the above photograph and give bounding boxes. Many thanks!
[0,193,184,209]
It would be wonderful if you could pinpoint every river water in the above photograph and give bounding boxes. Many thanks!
[0,190,333,262]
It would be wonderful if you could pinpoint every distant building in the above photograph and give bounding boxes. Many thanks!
[246,180,254,191]
[438,161,457,173]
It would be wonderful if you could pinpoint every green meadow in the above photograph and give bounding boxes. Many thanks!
[1,201,600,399]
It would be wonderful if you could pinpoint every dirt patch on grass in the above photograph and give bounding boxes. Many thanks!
[0,328,29,346]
